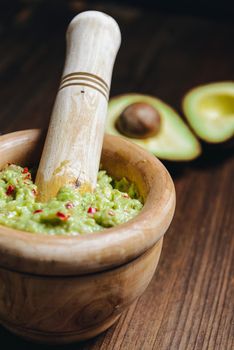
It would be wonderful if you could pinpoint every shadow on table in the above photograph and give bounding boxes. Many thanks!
[163,141,234,180]
[0,326,102,350]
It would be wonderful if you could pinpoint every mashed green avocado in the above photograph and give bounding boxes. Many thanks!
[0,164,143,235]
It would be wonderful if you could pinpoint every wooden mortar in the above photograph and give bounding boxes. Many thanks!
[0,129,175,344]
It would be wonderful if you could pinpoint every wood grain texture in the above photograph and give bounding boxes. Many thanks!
[0,1,233,349]
[36,11,121,201]
[0,240,162,344]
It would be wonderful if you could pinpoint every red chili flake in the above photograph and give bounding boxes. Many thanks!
[65,202,74,209]
[87,207,97,214]
[108,210,115,216]
[33,209,43,214]
[122,193,129,198]
[24,173,31,180]
[22,167,29,174]
[6,185,15,196]
[56,211,69,221]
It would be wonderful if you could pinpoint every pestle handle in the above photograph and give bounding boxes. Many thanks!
[36,11,121,201]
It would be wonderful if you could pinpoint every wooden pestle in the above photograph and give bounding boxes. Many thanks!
[35,11,121,201]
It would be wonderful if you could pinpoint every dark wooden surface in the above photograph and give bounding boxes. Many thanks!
[0,2,233,349]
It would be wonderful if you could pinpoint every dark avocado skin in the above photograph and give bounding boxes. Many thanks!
[162,140,233,181]
[201,137,234,151]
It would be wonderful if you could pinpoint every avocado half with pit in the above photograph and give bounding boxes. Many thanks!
[183,82,234,143]
[106,94,201,161]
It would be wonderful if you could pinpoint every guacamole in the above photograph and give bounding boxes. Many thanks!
[0,164,143,235]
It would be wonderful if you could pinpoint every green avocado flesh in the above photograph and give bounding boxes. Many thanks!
[183,82,234,143]
[107,94,201,161]
[0,164,143,235]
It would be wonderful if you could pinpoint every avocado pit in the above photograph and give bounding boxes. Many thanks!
[115,102,161,139]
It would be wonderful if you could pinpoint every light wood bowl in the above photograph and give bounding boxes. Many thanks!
[0,129,175,344]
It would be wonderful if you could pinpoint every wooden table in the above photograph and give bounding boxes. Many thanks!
[0,2,233,349]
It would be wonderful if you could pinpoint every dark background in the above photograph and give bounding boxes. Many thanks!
[0,0,234,134]
[0,1,233,349]
[1,0,234,19]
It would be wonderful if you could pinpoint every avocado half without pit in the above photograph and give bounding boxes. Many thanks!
[183,82,234,143]
[107,94,201,161]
